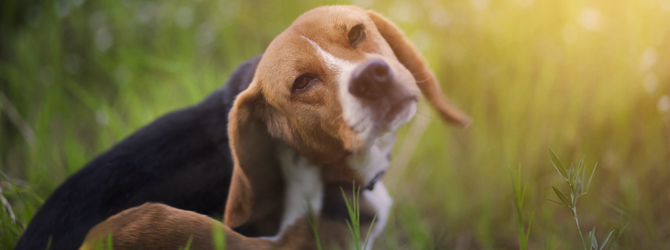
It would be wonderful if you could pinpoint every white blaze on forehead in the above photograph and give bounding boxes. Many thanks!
[301,35,355,72]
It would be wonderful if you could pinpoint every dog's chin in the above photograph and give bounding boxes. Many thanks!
[383,98,417,125]
[378,98,417,134]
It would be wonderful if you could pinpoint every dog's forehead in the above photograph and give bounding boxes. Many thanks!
[292,6,369,35]
[255,7,373,98]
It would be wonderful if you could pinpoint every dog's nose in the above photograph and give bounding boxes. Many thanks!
[349,59,392,100]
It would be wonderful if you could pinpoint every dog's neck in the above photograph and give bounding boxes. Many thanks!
[345,132,396,186]
[272,143,324,239]
[270,132,396,244]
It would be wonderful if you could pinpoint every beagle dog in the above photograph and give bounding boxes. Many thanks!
[79,5,470,250]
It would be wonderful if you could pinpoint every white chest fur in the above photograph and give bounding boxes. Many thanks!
[363,182,392,249]
[274,143,325,238]
[272,137,394,249]
[347,133,395,249]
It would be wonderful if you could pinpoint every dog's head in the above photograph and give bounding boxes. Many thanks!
[224,6,471,230]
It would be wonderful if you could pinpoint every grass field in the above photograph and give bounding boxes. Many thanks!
[1,0,669,249]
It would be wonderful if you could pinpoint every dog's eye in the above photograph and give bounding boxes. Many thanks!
[348,24,365,48]
[292,74,319,93]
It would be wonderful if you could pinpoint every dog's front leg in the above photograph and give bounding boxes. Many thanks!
[79,203,279,250]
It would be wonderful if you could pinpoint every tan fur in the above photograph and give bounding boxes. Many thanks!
[81,5,470,250]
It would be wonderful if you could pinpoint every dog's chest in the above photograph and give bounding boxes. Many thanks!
[275,144,324,237]
[273,136,394,246]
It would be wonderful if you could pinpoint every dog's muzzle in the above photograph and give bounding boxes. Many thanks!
[348,58,418,125]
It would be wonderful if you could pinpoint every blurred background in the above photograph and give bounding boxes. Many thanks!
[1,0,669,249]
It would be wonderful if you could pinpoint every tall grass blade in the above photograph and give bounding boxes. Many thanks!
[341,184,362,250]
[525,214,533,246]
[552,187,571,207]
[549,149,568,181]
[510,165,531,250]
[574,154,585,184]
[547,199,567,207]
[212,223,226,250]
[305,203,323,250]
[106,233,113,250]
[45,237,52,250]
[605,220,628,250]
[588,228,597,250]
[180,236,193,250]
[362,214,377,250]
[585,162,598,194]
[599,230,614,250]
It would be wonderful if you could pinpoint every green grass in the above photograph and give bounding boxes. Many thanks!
[341,184,378,250]
[1,0,670,249]
[212,223,227,250]
[548,150,627,250]
[306,200,325,250]
[511,164,532,250]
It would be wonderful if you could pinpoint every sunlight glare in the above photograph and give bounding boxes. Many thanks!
[640,47,658,71]
[578,8,601,31]
[659,96,670,113]
[644,73,659,94]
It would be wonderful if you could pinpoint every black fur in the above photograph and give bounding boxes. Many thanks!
[15,55,262,250]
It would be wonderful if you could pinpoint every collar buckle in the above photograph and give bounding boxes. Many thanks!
[365,170,386,191]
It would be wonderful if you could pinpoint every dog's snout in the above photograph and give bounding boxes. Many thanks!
[349,59,392,100]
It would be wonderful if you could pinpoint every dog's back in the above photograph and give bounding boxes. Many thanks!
[15,55,261,250]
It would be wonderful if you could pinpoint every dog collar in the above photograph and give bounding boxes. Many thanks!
[365,170,386,191]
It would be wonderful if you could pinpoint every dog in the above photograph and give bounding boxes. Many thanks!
[78,5,471,250]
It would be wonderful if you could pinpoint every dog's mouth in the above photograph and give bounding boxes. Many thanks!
[348,94,419,141]
[382,96,418,124]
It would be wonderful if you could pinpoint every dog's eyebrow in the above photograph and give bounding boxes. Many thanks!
[273,59,306,69]
[273,59,308,72]
[270,59,315,83]
[274,59,301,64]
[340,24,348,33]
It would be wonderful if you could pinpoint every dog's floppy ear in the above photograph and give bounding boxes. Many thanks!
[367,10,472,128]
[224,81,284,230]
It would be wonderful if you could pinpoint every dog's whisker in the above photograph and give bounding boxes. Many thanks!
[416,111,435,121]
